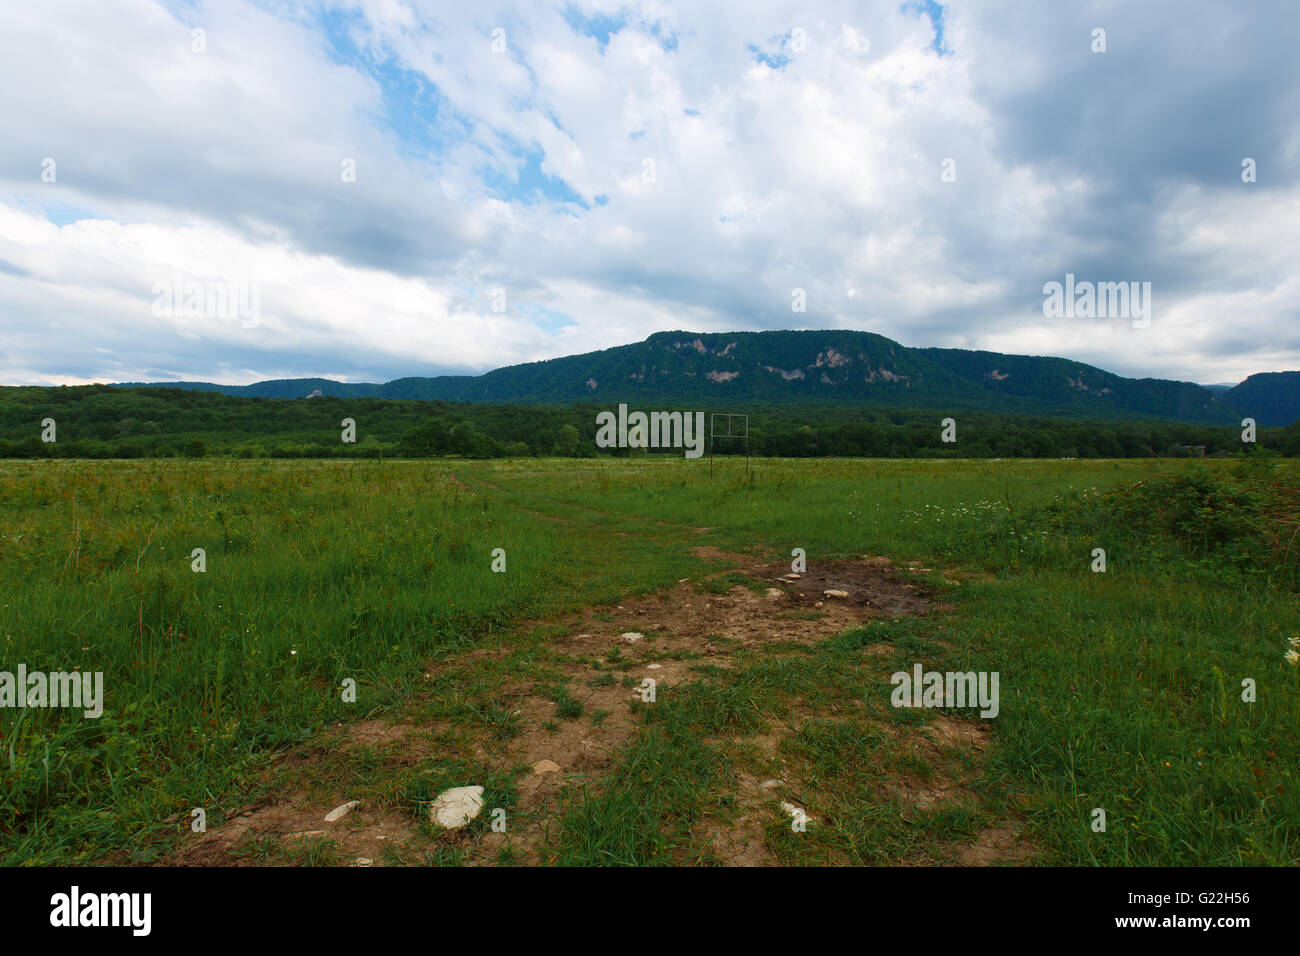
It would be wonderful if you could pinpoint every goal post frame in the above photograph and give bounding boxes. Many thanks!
[708,413,749,478]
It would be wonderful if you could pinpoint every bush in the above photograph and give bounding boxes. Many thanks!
[1006,463,1300,588]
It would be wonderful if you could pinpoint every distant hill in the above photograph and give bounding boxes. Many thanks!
[111,377,383,399]
[1221,371,1300,427]
[107,330,1298,425]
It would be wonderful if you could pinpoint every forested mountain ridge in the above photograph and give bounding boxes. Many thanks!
[106,330,1297,425]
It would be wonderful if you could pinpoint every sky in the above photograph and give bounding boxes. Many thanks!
[1,0,1297,388]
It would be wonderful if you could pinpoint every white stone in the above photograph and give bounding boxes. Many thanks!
[766,588,784,598]
[430,786,485,829]
[823,589,849,599]
[620,631,644,642]
[532,759,561,774]
[324,800,360,823]
[781,801,812,826]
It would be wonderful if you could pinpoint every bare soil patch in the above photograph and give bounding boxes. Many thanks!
[159,553,1026,866]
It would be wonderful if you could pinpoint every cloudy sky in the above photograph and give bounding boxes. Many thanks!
[1,0,1297,387]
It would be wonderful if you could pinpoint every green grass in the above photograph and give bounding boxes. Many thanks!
[1,456,1296,865]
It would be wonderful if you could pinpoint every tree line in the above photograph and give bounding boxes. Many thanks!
[1,384,1295,459]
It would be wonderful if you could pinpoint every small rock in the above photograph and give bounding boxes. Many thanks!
[354,857,373,867]
[532,759,561,774]
[765,588,784,598]
[760,778,784,790]
[289,830,327,840]
[430,786,485,829]
[780,801,813,826]
[646,663,662,670]
[814,601,824,607]
[823,589,849,599]
[324,800,360,823]
[620,631,644,642]
[784,573,801,579]
[678,578,689,583]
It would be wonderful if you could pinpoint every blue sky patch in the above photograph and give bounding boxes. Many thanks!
[481,147,586,207]
[901,0,950,55]
[43,202,103,227]
[563,5,627,52]
[516,302,577,333]
[748,41,791,70]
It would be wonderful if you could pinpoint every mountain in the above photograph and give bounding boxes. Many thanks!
[108,330,1297,425]
[1221,372,1300,427]
[110,377,383,399]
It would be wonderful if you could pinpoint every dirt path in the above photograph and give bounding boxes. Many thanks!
[158,471,1032,867]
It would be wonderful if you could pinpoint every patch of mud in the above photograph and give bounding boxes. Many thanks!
[769,557,934,617]
[556,555,935,663]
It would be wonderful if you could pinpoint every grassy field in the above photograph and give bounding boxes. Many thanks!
[1,456,1296,866]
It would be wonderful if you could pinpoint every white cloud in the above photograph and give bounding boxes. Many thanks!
[0,0,1296,387]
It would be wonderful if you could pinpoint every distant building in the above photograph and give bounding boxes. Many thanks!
[306,389,323,399]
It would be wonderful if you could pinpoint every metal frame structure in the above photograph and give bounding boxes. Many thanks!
[709,412,749,478]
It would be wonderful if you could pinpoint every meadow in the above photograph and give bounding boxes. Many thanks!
[1,456,1296,865]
